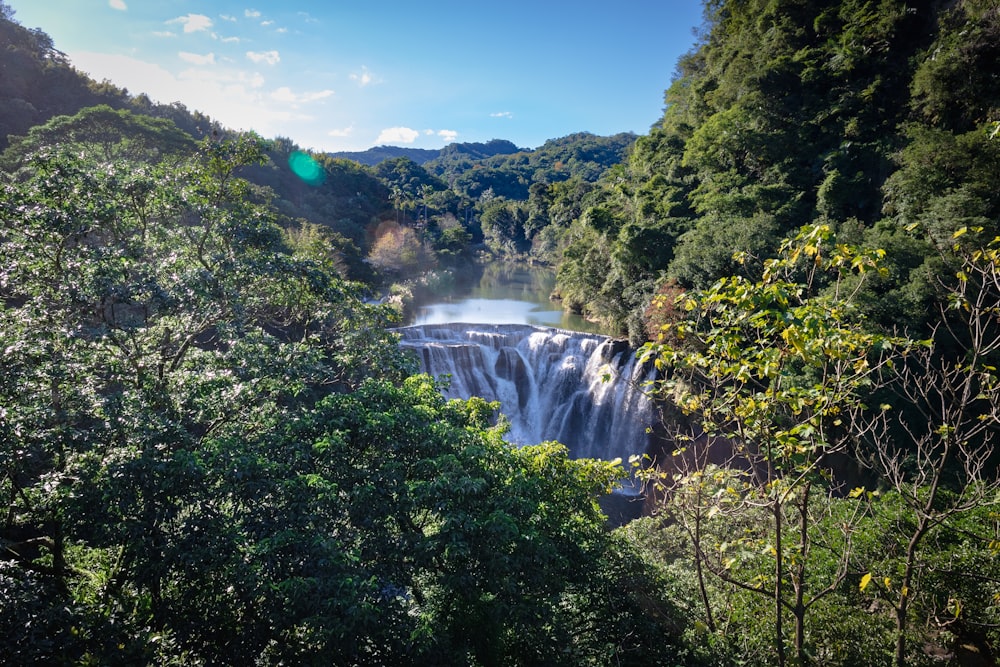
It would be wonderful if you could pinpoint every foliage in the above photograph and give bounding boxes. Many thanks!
[850,228,1000,666]
[0,134,705,665]
[426,133,634,201]
[367,220,438,278]
[0,10,222,152]
[0,104,196,169]
[550,0,1000,340]
[638,224,905,666]
[633,221,1000,665]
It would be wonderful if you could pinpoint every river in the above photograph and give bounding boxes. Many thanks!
[406,261,612,335]
[400,261,649,523]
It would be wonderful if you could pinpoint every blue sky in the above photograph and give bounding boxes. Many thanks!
[8,1,705,153]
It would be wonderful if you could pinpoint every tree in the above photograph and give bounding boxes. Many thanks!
[0,136,406,662]
[367,220,436,278]
[855,228,1000,667]
[1,133,698,664]
[479,197,529,257]
[639,224,903,666]
[1,105,196,170]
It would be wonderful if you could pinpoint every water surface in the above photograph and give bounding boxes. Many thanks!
[408,261,611,335]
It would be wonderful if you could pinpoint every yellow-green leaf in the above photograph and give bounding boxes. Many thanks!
[860,572,872,591]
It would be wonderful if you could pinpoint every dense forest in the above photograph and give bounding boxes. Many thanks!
[2,0,1000,665]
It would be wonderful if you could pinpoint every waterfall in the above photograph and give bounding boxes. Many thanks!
[396,323,655,470]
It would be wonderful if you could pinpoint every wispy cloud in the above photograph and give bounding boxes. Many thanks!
[109,0,127,10]
[168,14,213,34]
[328,125,354,138]
[65,50,315,141]
[220,36,241,44]
[424,128,458,142]
[245,9,261,18]
[246,50,280,65]
[179,51,216,66]
[220,14,237,22]
[350,66,378,87]
[261,20,274,27]
[271,87,334,105]
[490,111,513,119]
[377,127,420,144]
[153,31,176,38]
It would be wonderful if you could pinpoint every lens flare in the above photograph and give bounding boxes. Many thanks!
[288,150,326,186]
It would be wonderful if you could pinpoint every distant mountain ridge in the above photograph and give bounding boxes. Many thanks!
[328,139,523,166]
[327,145,441,166]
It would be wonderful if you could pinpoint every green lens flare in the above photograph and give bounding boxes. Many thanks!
[288,150,326,186]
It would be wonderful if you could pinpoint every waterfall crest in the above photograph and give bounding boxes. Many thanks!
[396,323,655,466]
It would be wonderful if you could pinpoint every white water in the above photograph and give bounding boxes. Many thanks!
[397,323,655,468]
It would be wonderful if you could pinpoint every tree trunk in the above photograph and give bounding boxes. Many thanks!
[793,483,812,665]
[693,509,717,632]
[774,502,786,667]
[895,519,928,667]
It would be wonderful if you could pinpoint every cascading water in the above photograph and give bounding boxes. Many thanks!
[396,323,656,478]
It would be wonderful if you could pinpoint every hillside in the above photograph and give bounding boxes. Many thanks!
[326,145,443,166]
[0,4,633,289]
[542,0,1000,341]
[327,139,525,166]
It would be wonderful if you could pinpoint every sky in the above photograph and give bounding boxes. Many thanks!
[8,1,706,153]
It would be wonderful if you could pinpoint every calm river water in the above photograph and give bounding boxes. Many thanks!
[406,261,611,335]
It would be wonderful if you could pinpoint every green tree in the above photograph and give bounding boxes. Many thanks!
[640,224,904,666]
[479,197,529,257]
[0,133,698,665]
[0,136,405,662]
[1,105,196,170]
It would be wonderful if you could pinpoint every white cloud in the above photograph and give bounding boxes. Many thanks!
[271,87,334,105]
[349,66,377,87]
[65,51,317,138]
[328,125,354,138]
[168,14,213,34]
[490,111,513,119]
[109,0,127,10]
[438,130,458,142]
[270,87,297,103]
[220,14,237,22]
[220,36,241,44]
[301,90,334,103]
[245,9,261,18]
[153,31,177,38]
[246,50,280,65]
[179,51,216,66]
[261,20,274,26]
[376,127,420,144]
